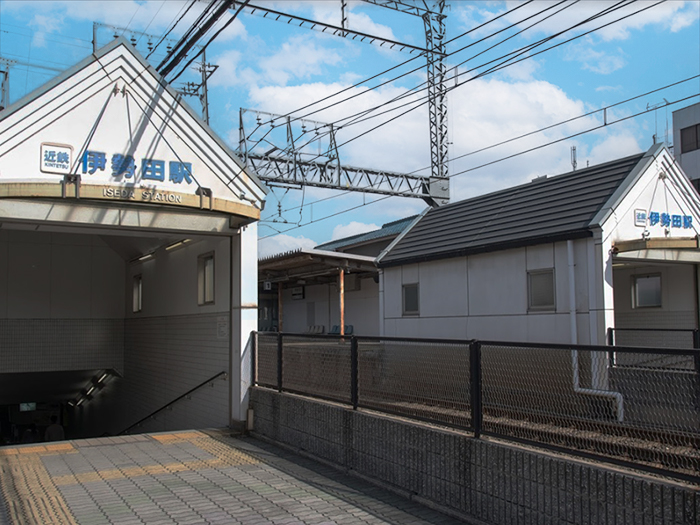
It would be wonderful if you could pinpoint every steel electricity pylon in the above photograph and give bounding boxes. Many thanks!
[157,0,451,206]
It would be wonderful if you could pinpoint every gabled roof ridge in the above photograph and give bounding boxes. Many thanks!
[379,148,650,267]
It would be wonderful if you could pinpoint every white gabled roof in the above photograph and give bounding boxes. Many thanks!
[0,38,267,221]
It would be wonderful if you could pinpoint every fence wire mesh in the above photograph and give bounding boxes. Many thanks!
[282,335,352,404]
[253,333,700,479]
[481,343,700,477]
[357,339,471,428]
[610,328,696,348]
[610,329,696,370]
[255,333,278,388]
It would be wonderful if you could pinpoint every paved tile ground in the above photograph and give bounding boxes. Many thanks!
[0,430,465,525]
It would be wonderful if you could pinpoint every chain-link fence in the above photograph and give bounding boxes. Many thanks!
[357,338,471,428]
[252,333,700,481]
[480,342,700,477]
[608,328,698,370]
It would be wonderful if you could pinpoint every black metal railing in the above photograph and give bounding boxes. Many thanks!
[608,327,700,349]
[119,371,228,435]
[253,332,700,483]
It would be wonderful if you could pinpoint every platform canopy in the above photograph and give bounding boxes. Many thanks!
[0,38,267,232]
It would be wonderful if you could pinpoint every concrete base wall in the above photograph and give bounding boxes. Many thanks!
[250,388,699,525]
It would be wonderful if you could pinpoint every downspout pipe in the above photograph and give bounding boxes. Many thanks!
[568,240,624,422]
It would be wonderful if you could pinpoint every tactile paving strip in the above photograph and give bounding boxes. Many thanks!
[0,445,78,525]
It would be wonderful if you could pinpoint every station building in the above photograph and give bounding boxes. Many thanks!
[0,39,267,440]
[378,144,700,348]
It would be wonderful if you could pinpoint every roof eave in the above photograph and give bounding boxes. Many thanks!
[589,143,666,228]
[378,229,594,268]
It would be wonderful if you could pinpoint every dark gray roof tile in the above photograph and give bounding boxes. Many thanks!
[379,152,644,267]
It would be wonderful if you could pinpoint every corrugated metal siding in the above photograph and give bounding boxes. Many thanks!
[380,154,643,266]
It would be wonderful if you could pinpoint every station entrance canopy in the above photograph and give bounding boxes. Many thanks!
[0,37,267,233]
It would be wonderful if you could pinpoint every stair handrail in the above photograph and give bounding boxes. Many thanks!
[119,371,228,435]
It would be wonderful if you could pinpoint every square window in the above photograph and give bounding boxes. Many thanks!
[633,274,661,308]
[528,269,555,311]
[402,283,419,315]
[132,275,142,313]
[680,124,699,154]
[198,253,215,305]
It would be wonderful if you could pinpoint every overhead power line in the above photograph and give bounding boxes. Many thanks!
[297,0,659,158]
[259,91,700,238]
[254,0,639,156]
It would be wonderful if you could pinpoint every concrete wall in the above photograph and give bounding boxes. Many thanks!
[251,388,700,525]
[0,231,125,373]
[382,240,593,344]
[280,277,379,335]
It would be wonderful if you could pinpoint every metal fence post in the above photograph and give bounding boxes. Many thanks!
[351,336,359,410]
[277,332,283,393]
[606,328,615,369]
[693,330,700,413]
[470,340,483,439]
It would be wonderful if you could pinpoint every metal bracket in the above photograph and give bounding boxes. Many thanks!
[196,187,213,210]
[62,174,81,199]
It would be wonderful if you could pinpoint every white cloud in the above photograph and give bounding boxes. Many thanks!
[572,46,626,75]
[595,85,623,93]
[209,49,251,88]
[258,36,344,86]
[5,1,246,46]
[29,14,63,48]
[669,4,700,32]
[258,233,317,259]
[331,221,380,240]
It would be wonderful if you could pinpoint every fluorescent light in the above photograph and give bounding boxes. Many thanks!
[138,253,155,262]
[97,372,109,383]
[165,239,191,251]
[76,398,84,406]
[85,386,95,397]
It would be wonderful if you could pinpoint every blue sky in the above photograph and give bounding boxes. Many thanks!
[1,0,699,257]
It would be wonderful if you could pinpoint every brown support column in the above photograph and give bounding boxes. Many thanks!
[339,268,345,336]
[278,282,283,332]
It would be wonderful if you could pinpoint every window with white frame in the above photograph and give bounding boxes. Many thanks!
[132,275,142,313]
[633,274,661,308]
[402,283,419,316]
[198,253,215,305]
[528,269,555,311]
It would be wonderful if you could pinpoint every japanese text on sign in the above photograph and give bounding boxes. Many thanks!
[634,209,693,230]
[82,151,193,184]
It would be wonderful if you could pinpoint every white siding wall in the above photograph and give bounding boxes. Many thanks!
[382,239,596,344]
[613,263,697,329]
[279,277,380,335]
